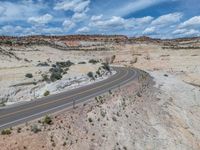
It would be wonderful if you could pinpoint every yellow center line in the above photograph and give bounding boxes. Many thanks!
[0,68,129,119]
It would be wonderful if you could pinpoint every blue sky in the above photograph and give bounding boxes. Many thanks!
[0,0,200,38]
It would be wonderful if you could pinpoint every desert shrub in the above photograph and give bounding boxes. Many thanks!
[78,61,86,64]
[101,110,106,118]
[49,65,64,82]
[50,71,62,82]
[43,115,53,125]
[41,74,49,82]
[56,61,74,68]
[0,101,6,107]
[49,67,63,73]
[102,63,111,72]
[111,55,116,63]
[1,129,11,135]
[31,124,41,133]
[96,69,101,76]
[88,118,93,122]
[25,73,33,78]
[87,72,94,80]
[17,127,21,133]
[63,142,67,146]
[89,59,99,64]
[112,116,117,122]
[44,90,50,96]
[4,40,12,45]
[37,62,49,67]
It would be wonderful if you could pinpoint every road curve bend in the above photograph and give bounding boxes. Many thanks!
[0,67,138,130]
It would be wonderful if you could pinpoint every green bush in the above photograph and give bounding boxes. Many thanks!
[88,118,93,122]
[1,129,11,135]
[41,74,49,82]
[44,91,50,96]
[87,72,94,80]
[102,63,111,72]
[25,73,33,78]
[78,61,86,64]
[56,61,74,68]
[89,59,99,64]
[50,71,62,82]
[31,125,41,133]
[43,115,53,125]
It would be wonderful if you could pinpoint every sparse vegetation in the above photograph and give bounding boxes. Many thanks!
[78,61,86,64]
[1,129,11,135]
[43,115,53,125]
[89,59,99,64]
[48,61,73,82]
[37,62,49,67]
[88,118,93,122]
[43,90,50,96]
[31,124,41,133]
[17,127,21,133]
[25,73,33,78]
[102,63,111,72]
[87,72,94,80]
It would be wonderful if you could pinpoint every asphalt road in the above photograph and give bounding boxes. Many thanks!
[0,67,138,130]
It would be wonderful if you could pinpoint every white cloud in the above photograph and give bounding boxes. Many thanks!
[0,25,24,35]
[0,6,6,15]
[0,1,43,22]
[184,29,200,36]
[109,0,164,17]
[151,12,183,27]
[62,19,76,30]
[41,27,63,34]
[172,28,187,34]
[72,12,87,22]
[91,15,103,21]
[76,26,90,33]
[54,0,90,13]
[28,14,53,25]
[125,16,154,29]
[89,15,153,33]
[179,16,200,28]
[89,16,125,30]
[172,28,200,37]
[143,27,156,34]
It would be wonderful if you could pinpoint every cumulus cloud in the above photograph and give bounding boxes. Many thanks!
[184,29,200,36]
[28,14,53,25]
[179,16,200,28]
[143,27,156,34]
[72,12,87,22]
[172,28,200,37]
[0,6,6,16]
[151,12,183,27]
[0,25,23,35]
[110,0,164,17]
[91,15,103,21]
[54,0,90,13]
[0,1,44,22]
[125,16,154,29]
[62,19,76,31]
[41,27,63,34]
[172,28,187,34]
[89,16,125,30]
[89,15,153,33]
[76,26,90,33]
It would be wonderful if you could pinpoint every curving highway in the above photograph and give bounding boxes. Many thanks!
[0,67,138,130]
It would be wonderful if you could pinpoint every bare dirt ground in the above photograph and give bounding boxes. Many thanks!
[1,38,200,150]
